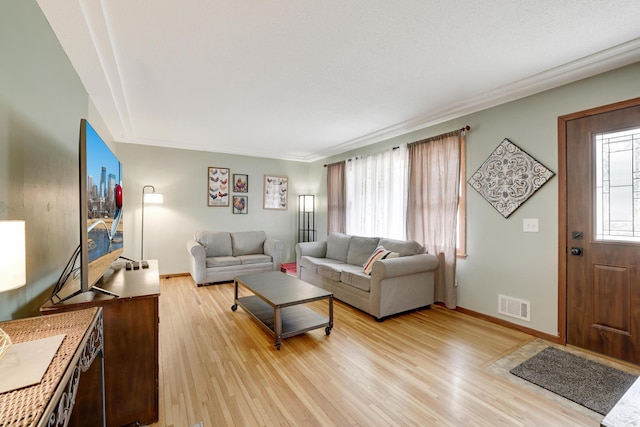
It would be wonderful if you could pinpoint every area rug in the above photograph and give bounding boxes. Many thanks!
[510,346,638,415]
[280,262,297,276]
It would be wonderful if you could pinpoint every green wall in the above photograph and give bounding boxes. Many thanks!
[2,0,639,340]
[116,143,311,274]
[0,0,88,320]
[0,0,311,321]
[312,62,640,336]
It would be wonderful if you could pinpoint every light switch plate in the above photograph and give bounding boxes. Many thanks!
[523,218,539,232]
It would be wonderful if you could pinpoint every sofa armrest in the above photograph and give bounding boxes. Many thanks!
[187,239,206,259]
[371,253,439,279]
[295,241,327,259]
[186,239,207,284]
[264,238,283,271]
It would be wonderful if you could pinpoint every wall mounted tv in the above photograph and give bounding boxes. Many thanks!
[51,119,123,302]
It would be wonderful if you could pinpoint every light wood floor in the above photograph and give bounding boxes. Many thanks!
[151,276,602,427]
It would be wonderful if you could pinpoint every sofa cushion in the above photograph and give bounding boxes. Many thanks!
[317,264,344,281]
[378,238,425,256]
[326,232,352,262]
[231,231,267,256]
[299,256,346,274]
[340,266,372,292]
[206,256,241,268]
[238,254,271,265]
[195,230,232,257]
[299,256,320,273]
[298,256,316,273]
[346,236,380,266]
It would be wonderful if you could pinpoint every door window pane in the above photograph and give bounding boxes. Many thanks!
[595,128,640,242]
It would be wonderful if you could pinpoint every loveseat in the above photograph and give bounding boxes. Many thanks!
[296,232,439,321]
[186,230,283,286]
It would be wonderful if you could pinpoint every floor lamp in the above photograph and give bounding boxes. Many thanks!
[298,195,316,242]
[141,185,163,260]
[0,221,26,361]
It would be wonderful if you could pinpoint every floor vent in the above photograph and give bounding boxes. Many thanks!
[498,294,530,322]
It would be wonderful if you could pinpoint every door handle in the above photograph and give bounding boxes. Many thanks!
[570,247,583,256]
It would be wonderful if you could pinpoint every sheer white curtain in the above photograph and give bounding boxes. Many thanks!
[345,145,407,239]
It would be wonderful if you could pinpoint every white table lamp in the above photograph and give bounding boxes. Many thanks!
[0,220,26,360]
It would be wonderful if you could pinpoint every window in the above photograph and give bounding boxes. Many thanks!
[345,146,407,239]
[595,127,640,242]
[341,137,467,251]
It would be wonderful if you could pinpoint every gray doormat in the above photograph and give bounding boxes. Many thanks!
[510,346,638,415]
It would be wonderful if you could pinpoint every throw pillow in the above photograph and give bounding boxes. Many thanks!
[362,247,392,275]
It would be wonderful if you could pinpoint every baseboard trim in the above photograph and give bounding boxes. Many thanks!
[453,305,562,344]
[161,272,191,280]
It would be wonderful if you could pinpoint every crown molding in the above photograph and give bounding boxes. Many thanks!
[120,38,640,163]
[305,38,640,163]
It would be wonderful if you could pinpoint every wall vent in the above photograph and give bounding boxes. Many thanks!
[498,294,530,322]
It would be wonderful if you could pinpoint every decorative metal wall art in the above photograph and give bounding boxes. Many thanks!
[468,138,555,218]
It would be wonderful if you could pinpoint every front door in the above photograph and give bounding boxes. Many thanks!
[562,98,640,364]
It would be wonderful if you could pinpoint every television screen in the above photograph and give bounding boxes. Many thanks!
[50,119,124,303]
[81,119,123,291]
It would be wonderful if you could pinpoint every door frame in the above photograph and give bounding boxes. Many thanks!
[557,96,640,345]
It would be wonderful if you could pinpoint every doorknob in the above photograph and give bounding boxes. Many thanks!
[570,247,583,256]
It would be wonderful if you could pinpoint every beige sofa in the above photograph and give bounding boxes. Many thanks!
[296,232,439,321]
[186,230,283,286]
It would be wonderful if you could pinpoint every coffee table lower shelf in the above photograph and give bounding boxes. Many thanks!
[232,295,331,349]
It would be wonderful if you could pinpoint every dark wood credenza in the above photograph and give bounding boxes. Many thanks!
[40,259,160,427]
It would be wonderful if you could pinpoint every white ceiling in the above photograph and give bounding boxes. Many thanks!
[37,1,640,162]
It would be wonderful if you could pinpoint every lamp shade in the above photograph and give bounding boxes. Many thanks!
[143,193,164,204]
[0,220,26,292]
[300,195,314,212]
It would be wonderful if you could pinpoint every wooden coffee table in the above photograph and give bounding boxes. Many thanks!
[231,271,333,350]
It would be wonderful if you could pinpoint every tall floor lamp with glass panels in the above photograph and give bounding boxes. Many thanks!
[298,195,315,242]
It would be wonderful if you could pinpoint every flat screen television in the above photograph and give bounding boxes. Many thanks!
[51,119,123,302]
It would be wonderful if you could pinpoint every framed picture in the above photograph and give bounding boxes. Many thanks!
[263,175,288,210]
[232,195,248,214]
[207,167,230,207]
[233,174,248,193]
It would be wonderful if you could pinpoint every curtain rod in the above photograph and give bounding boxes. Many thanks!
[408,125,471,148]
[323,125,470,167]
